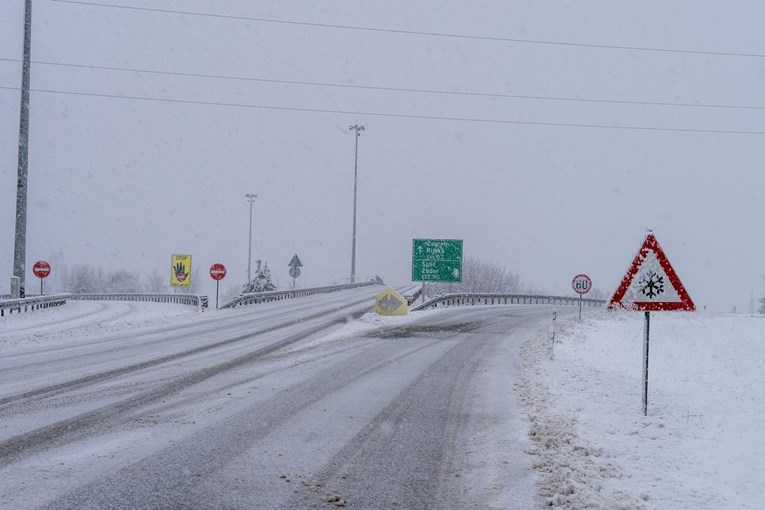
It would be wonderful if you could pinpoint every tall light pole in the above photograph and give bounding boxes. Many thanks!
[245,193,257,282]
[349,124,364,284]
[13,0,32,298]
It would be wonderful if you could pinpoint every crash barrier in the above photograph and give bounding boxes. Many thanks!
[406,287,423,305]
[0,294,71,317]
[221,282,377,309]
[412,293,607,311]
[70,293,209,311]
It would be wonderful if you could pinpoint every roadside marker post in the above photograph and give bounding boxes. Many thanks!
[550,308,557,360]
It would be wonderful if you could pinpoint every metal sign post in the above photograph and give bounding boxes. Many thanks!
[643,311,651,416]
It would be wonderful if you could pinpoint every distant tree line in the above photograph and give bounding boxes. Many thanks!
[423,256,611,299]
[425,257,540,296]
[54,264,203,294]
[49,260,278,301]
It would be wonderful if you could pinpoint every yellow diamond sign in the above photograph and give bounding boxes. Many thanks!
[375,288,408,316]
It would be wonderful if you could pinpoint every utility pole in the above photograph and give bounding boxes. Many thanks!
[349,124,364,284]
[245,193,257,283]
[13,0,32,299]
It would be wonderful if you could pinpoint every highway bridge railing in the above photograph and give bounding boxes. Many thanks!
[412,293,606,311]
[0,294,71,317]
[220,282,378,309]
[70,293,209,311]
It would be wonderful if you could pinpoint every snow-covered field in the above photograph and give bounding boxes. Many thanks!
[517,310,765,509]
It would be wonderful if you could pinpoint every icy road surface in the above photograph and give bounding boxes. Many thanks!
[0,289,545,509]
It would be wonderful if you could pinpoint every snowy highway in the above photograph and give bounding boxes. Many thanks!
[0,288,545,509]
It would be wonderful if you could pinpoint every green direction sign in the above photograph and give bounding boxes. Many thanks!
[412,239,463,282]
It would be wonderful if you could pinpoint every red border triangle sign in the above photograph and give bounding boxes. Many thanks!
[608,233,695,311]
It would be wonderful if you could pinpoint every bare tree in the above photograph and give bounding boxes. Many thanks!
[62,264,106,293]
[143,270,166,293]
[103,270,142,293]
[426,257,530,296]
[587,287,609,300]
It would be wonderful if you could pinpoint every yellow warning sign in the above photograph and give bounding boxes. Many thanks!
[375,287,408,316]
[171,254,192,288]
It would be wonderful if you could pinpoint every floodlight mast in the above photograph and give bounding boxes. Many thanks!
[245,193,257,283]
[349,124,364,284]
[12,0,32,298]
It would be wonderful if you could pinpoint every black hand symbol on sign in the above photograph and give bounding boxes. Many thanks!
[174,262,188,282]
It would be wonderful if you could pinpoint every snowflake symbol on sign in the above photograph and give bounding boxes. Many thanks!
[638,271,665,298]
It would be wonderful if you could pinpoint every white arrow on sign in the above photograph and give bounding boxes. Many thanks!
[378,294,404,313]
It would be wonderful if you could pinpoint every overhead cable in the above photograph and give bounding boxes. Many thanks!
[1,85,763,135]
[49,0,765,59]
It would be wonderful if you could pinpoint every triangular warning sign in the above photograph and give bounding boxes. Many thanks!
[608,233,695,311]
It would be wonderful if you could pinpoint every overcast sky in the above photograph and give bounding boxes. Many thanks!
[2,0,764,311]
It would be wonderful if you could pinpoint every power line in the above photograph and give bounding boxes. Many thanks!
[1,84,763,135]
[49,0,765,59]
[1,57,763,111]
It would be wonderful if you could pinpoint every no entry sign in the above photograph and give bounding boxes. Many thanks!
[33,260,51,296]
[209,263,227,281]
[33,260,51,279]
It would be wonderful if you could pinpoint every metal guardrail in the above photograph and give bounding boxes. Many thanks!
[412,293,607,311]
[70,293,209,311]
[0,294,71,317]
[220,282,377,309]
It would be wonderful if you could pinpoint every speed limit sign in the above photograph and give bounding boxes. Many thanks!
[572,274,592,295]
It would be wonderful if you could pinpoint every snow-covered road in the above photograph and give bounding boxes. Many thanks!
[6,294,757,509]
[0,291,548,509]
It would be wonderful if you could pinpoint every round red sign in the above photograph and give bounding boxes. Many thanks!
[33,260,51,279]
[572,274,592,295]
[209,263,227,281]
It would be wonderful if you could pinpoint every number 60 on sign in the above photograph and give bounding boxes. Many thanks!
[572,274,592,295]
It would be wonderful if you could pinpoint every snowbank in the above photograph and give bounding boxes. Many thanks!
[517,310,765,509]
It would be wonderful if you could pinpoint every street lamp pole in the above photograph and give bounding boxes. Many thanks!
[12,0,32,298]
[245,193,257,283]
[349,124,364,284]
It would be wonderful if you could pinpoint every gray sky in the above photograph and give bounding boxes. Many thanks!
[2,0,764,311]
